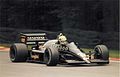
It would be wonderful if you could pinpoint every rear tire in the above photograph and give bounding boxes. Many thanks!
[10,43,28,62]
[94,45,109,64]
[44,45,59,66]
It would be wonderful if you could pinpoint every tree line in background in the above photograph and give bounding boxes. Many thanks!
[0,0,119,32]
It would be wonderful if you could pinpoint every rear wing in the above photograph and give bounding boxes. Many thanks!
[20,33,48,45]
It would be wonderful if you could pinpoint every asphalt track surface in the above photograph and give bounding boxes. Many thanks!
[0,52,120,77]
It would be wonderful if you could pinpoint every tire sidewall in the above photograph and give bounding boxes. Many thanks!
[10,43,28,62]
[94,45,109,60]
[44,44,59,66]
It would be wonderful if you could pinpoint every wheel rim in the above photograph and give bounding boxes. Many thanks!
[94,47,102,59]
[44,49,51,64]
[10,46,16,61]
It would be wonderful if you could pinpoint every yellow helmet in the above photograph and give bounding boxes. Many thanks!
[58,33,67,45]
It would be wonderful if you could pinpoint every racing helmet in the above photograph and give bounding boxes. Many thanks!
[58,33,68,45]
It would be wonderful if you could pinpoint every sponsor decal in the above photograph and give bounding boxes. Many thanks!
[27,37,45,41]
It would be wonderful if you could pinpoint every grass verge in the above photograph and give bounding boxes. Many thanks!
[0,44,11,47]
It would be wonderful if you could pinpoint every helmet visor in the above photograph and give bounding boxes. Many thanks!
[59,40,67,45]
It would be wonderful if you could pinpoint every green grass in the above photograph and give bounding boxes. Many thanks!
[109,49,120,58]
[81,48,120,58]
[0,44,11,47]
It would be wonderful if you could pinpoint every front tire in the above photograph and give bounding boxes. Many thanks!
[10,43,28,62]
[94,45,109,64]
[44,45,59,66]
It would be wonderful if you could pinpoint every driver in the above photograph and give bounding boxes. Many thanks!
[42,33,90,63]
[57,33,68,45]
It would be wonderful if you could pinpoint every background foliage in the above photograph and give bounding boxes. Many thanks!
[0,0,119,49]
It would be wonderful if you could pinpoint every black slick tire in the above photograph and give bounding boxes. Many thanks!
[10,43,28,62]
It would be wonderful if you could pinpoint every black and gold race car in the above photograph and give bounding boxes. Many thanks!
[9,33,109,66]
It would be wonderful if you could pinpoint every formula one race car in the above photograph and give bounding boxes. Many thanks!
[9,33,109,66]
